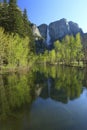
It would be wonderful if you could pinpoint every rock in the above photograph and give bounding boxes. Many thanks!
[49,18,83,42]
[38,18,84,44]
[38,24,47,40]
[69,21,83,36]
[32,24,42,40]
[49,18,71,41]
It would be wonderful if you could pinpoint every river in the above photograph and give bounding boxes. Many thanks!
[0,65,87,130]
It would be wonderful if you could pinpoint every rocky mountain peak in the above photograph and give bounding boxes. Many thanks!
[38,18,84,44]
[69,21,83,35]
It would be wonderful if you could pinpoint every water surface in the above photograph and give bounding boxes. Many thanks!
[0,65,87,130]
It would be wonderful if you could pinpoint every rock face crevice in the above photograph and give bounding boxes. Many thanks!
[38,18,83,44]
[38,24,47,40]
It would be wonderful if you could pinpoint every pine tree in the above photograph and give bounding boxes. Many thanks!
[0,0,9,31]
[9,0,17,5]
[23,9,35,52]
[23,8,30,36]
[8,0,24,36]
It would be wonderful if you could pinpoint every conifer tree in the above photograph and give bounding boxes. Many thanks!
[8,0,24,36]
[0,0,9,31]
[9,0,17,5]
[23,9,35,52]
[23,8,30,36]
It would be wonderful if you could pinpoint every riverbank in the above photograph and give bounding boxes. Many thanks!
[0,66,31,74]
[0,61,86,74]
[37,61,85,69]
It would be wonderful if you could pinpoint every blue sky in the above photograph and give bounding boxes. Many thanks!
[18,0,87,32]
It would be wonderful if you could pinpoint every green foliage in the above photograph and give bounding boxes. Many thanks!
[37,33,84,66]
[54,40,63,62]
[0,27,34,69]
[54,33,83,65]
[0,0,36,70]
[0,0,84,69]
[7,1,25,36]
[9,0,17,5]
[0,71,36,119]
[0,28,8,67]
[0,0,35,52]
[49,50,56,64]
[23,8,30,36]
[32,65,84,103]
[35,39,46,54]
[0,1,9,31]
[22,8,35,49]
[8,34,29,67]
[75,33,84,62]
[0,64,85,120]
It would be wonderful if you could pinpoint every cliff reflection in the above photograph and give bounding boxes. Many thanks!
[34,65,84,103]
[0,65,86,120]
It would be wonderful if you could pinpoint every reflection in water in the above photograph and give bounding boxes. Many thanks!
[47,78,51,97]
[35,65,84,103]
[0,72,36,120]
[0,65,87,130]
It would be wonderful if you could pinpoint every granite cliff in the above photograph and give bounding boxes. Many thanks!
[32,18,87,48]
[38,24,47,40]
[32,24,42,40]
[38,18,83,44]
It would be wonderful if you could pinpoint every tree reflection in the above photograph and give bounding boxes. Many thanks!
[34,65,84,103]
[0,72,36,120]
[83,67,87,88]
[0,65,85,120]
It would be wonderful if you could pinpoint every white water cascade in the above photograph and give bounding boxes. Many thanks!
[46,26,51,45]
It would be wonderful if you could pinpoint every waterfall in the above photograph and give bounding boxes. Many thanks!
[46,26,51,45]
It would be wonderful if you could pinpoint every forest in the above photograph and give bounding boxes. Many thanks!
[0,0,85,72]
[0,0,35,71]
